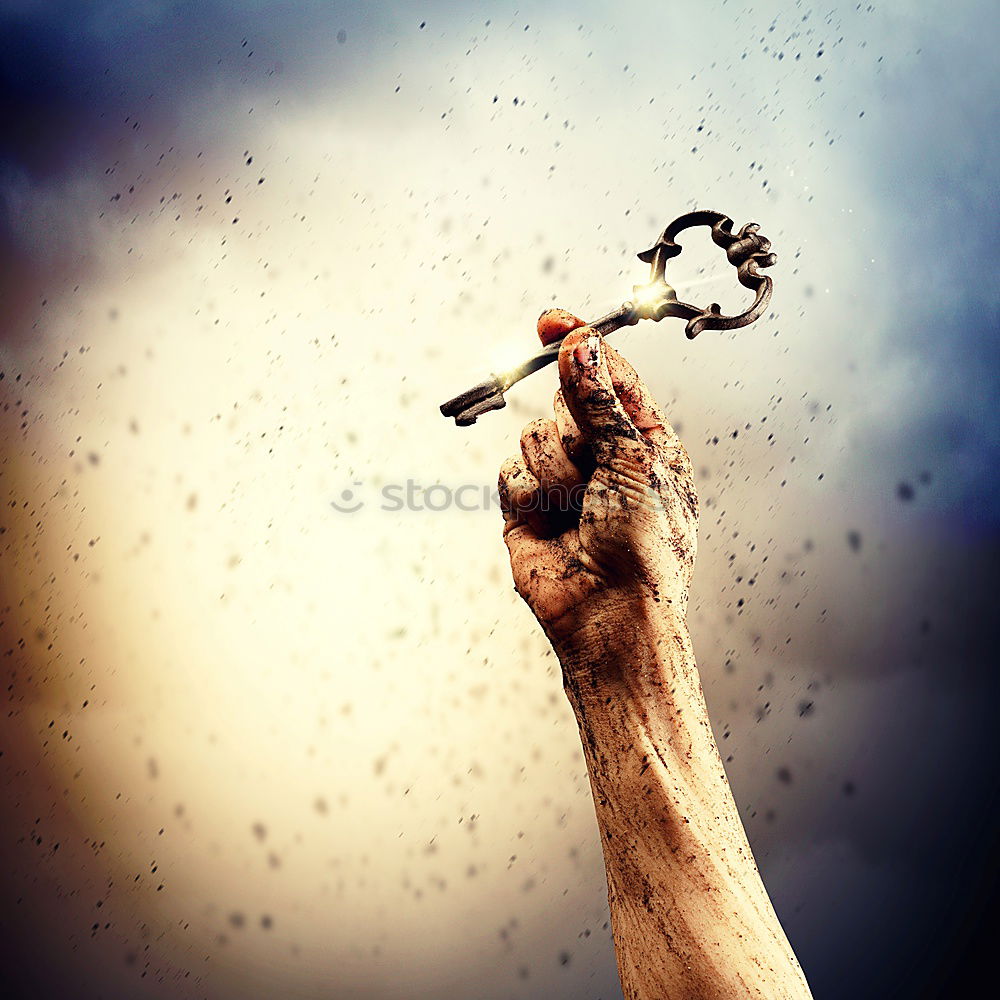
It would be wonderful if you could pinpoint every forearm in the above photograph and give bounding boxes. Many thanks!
[556,600,812,1000]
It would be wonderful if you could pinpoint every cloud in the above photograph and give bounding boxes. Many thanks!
[0,0,390,335]
[1,2,998,997]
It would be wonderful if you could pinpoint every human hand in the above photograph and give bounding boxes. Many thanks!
[498,310,698,659]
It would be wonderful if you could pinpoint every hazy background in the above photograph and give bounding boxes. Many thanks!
[1,2,997,998]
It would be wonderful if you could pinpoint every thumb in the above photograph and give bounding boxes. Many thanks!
[557,328,641,459]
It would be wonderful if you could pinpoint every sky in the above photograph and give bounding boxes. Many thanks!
[1,2,998,998]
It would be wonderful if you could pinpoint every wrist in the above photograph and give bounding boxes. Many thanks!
[549,592,692,702]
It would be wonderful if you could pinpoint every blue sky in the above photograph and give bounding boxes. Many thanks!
[1,3,997,998]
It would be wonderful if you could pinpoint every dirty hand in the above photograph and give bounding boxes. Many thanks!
[499,309,698,656]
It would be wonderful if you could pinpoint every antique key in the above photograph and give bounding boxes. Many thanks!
[440,210,777,426]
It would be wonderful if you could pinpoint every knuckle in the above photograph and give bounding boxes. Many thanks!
[497,456,523,508]
[520,417,551,451]
[497,476,511,512]
[499,454,522,477]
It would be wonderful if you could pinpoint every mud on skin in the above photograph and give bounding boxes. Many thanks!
[498,310,813,1000]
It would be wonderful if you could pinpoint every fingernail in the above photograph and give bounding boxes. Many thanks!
[574,334,601,367]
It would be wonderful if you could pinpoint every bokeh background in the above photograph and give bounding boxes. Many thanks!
[1,2,997,998]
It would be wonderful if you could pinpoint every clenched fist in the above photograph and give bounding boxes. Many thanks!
[499,309,697,653]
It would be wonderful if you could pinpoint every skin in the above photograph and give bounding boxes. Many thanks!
[498,310,813,1000]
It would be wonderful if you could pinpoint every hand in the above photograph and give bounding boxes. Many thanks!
[498,310,698,656]
[500,315,812,1000]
